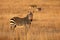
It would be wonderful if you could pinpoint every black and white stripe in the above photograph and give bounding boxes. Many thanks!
[10,12,33,31]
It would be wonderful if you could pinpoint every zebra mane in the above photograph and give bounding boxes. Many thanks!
[24,12,33,21]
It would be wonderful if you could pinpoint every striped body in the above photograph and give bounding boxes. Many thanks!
[10,12,33,31]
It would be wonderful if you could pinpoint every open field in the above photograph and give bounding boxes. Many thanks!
[0,0,60,40]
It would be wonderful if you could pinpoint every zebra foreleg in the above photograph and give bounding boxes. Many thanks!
[25,24,31,34]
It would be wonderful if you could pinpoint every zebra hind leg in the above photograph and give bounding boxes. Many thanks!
[10,25,16,32]
[13,25,16,30]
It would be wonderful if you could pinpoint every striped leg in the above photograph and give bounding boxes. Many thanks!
[10,19,16,31]
[25,24,31,40]
[10,24,16,31]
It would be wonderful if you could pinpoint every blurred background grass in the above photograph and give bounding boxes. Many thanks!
[0,0,60,40]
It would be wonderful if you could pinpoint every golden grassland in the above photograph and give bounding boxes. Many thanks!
[0,0,60,40]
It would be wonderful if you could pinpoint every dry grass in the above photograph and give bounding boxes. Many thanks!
[0,0,60,40]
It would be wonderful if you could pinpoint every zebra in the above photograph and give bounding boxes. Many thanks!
[10,12,33,31]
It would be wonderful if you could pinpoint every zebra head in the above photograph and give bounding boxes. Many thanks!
[27,12,33,22]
